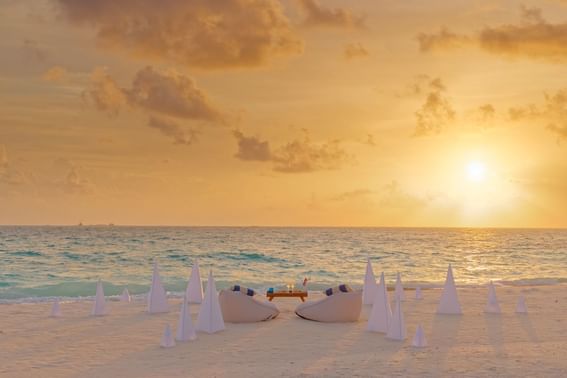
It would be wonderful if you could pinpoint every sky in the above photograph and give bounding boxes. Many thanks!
[1,0,567,227]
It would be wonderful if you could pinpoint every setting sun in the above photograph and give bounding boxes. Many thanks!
[466,161,486,182]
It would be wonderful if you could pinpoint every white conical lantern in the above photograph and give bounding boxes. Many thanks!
[186,260,203,304]
[91,279,107,316]
[120,288,131,302]
[49,298,62,318]
[515,295,528,314]
[386,298,406,341]
[176,295,197,342]
[160,324,176,348]
[412,324,427,347]
[362,258,377,305]
[196,270,225,334]
[395,272,405,301]
[367,272,392,333]
[415,286,424,300]
[436,264,462,315]
[485,281,501,314]
[147,261,169,313]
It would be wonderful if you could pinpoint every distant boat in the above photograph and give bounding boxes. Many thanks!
[78,222,83,227]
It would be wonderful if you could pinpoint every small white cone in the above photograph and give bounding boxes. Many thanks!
[395,272,405,301]
[49,298,62,318]
[196,270,225,334]
[415,286,424,300]
[362,258,377,305]
[412,324,427,347]
[367,272,392,333]
[147,261,169,313]
[386,298,406,341]
[516,295,528,314]
[176,295,197,341]
[186,260,204,304]
[91,279,107,316]
[485,281,501,314]
[120,288,131,302]
[437,264,462,315]
[160,324,176,348]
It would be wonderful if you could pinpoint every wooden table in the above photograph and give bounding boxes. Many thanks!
[266,291,308,302]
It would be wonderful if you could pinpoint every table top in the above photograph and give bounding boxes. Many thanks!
[266,291,307,297]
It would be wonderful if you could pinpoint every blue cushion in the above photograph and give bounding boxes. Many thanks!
[324,284,352,296]
[230,285,255,296]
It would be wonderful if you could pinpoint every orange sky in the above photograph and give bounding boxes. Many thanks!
[1,0,567,227]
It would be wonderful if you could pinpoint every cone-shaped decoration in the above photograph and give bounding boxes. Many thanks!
[411,324,427,347]
[49,298,62,318]
[436,264,462,315]
[176,295,197,342]
[147,261,169,313]
[395,272,405,301]
[415,286,424,300]
[186,260,203,304]
[485,281,501,314]
[386,298,406,341]
[367,272,392,333]
[120,288,131,302]
[515,295,528,314]
[362,258,377,305]
[160,324,176,348]
[91,279,107,316]
[196,270,225,334]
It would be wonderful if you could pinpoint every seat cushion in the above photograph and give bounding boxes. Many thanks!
[219,290,279,323]
[295,291,362,323]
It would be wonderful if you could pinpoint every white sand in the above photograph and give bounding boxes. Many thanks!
[1,285,567,377]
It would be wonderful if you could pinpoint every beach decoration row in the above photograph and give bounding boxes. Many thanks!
[48,259,529,350]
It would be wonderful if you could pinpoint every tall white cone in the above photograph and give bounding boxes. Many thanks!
[186,260,203,304]
[412,324,427,347]
[437,264,462,315]
[367,272,392,333]
[362,258,377,305]
[415,286,424,300]
[516,295,528,314]
[160,324,176,348]
[91,279,107,316]
[395,272,405,301]
[386,298,406,341]
[147,261,169,313]
[196,270,225,334]
[485,281,501,314]
[176,295,197,341]
[49,298,62,318]
[120,288,131,302]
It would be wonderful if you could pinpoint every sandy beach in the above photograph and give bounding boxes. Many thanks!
[1,285,566,377]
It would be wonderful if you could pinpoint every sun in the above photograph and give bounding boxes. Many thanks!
[466,161,486,182]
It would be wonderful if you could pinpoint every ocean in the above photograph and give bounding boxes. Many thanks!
[1,226,566,303]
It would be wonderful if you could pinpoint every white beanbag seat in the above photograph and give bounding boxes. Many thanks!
[219,290,280,323]
[295,290,362,322]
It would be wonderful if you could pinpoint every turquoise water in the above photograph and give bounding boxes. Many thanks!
[1,226,566,303]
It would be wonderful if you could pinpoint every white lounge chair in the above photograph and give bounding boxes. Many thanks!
[295,290,362,322]
[219,289,280,323]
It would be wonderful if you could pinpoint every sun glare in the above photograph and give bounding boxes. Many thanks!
[466,161,486,182]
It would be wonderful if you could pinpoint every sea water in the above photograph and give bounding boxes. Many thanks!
[1,226,566,303]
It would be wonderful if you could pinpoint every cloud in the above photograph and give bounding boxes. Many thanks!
[42,65,68,82]
[331,189,374,201]
[379,181,427,209]
[54,0,302,70]
[63,167,93,194]
[22,39,48,63]
[417,27,471,53]
[476,104,496,125]
[508,88,567,142]
[233,130,272,161]
[148,116,198,146]
[413,77,455,136]
[298,0,364,29]
[344,43,369,60]
[418,7,567,63]
[232,129,352,173]
[83,67,127,116]
[0,146,30,186]
[126,66,223,123]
